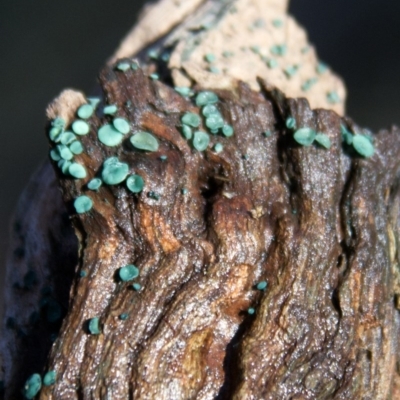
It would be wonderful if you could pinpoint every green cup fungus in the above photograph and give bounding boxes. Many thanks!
[57,144,74,161]
[132,283,141,291]
[247,307,255,315]
[352,134,375,158]
[98,124,124,147]
[119,313,129,320]
[126,174,145,193]
[72,120,90,136]
[50,149,61,162]
[103,104,118,115]
[214,143,223,153]
[77,104,94,119]
[58,160,72,175]
[206,114,224,131]
[113,117,130,134]
[293,128,316,147]
[193,131,210,151]
[116,61,131,72]
[87,178,102,191]
[286,117,297,130]
[60,131,77,145]
[49,126,62,142]
[181,112,201,128]
[43,371,56,386]
[68,163,87,179]
[88,317,101,335]
[119,264,139,281]
[195,91,219,107]
[87,97,101,109]
[101,157,129,185]
[23,374,42,399]
[69,141,84,155]
[174,87,192,97]
[52,117,66,129]
[315,133,331,149]
[202,104,218,117]
[270,44,287,56]
[181,125,193,140]
[256,281,268,291]
[340,124,353,145]
[130,131,159,152]
[222,124,234,137]
[74,195,93,214]
[150,73,159,80]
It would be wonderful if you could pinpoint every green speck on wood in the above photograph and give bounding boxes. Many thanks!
[294,128,316,147]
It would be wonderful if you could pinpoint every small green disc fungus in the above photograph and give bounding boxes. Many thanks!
[60,131,77,145]
[181,112,201,128]
[77,104,94,119]
[181,125,193,140]
[57,144,74,161]
[256,281,268,291]
[49,126,62,142]
[87,97,101,109]
[87,178,102,191]
[174,87,192,97]
[98,124,124,147]
[270,44,287,56]
[74,195,93,214]
[272,18,284,27]
[340,124,353,145]
[286,117,297,130]
[222,124,234,137]
[119,313,129,320]
[316,62,329,75]
[263,131,272,137]
[315,133,331,149]
[43,371,56,386]
[119,264,139,281]
[352,135,375,158]
[130,131,159,152]
[204,53,216,63]
[150,73,159,80]
[126,174,145,193]
[284,65,299,79]
[50,149,61,162]
[72,120,90,136]
[69,163,87,179]
[52,117,65,129]
[294,128,316,147]
[202,104,218,117]
[113,117,130,134]
[58,160,72,175]
[327,91,340,105]
[103,104,118,115]
[195,91,219,107]
[193,131,210,151]
[80,270,87,277]
[132,283,141,291]
[247,307,255,315]
[23,373,42,399]
[214,143,223,153]
[88,317,101,335]
[116,61,130,71]
[206,114,224,130]
[301,78,318,92]
[267,58,278,69]
[69,141,84,155]
[101,157,129,185]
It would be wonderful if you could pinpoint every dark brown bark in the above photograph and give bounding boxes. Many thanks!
[2,62,400,399]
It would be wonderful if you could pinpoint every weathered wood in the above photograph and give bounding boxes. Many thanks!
[2,0,400,399]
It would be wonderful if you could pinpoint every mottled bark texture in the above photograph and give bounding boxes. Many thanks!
[2,0,400,398]
[3,65,400,399]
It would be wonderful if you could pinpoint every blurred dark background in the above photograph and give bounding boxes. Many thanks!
[1,0,400,309]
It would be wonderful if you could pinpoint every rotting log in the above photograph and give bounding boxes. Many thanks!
[2,0,400,399]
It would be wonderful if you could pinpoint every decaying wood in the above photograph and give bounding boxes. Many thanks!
[2,0,400,399]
